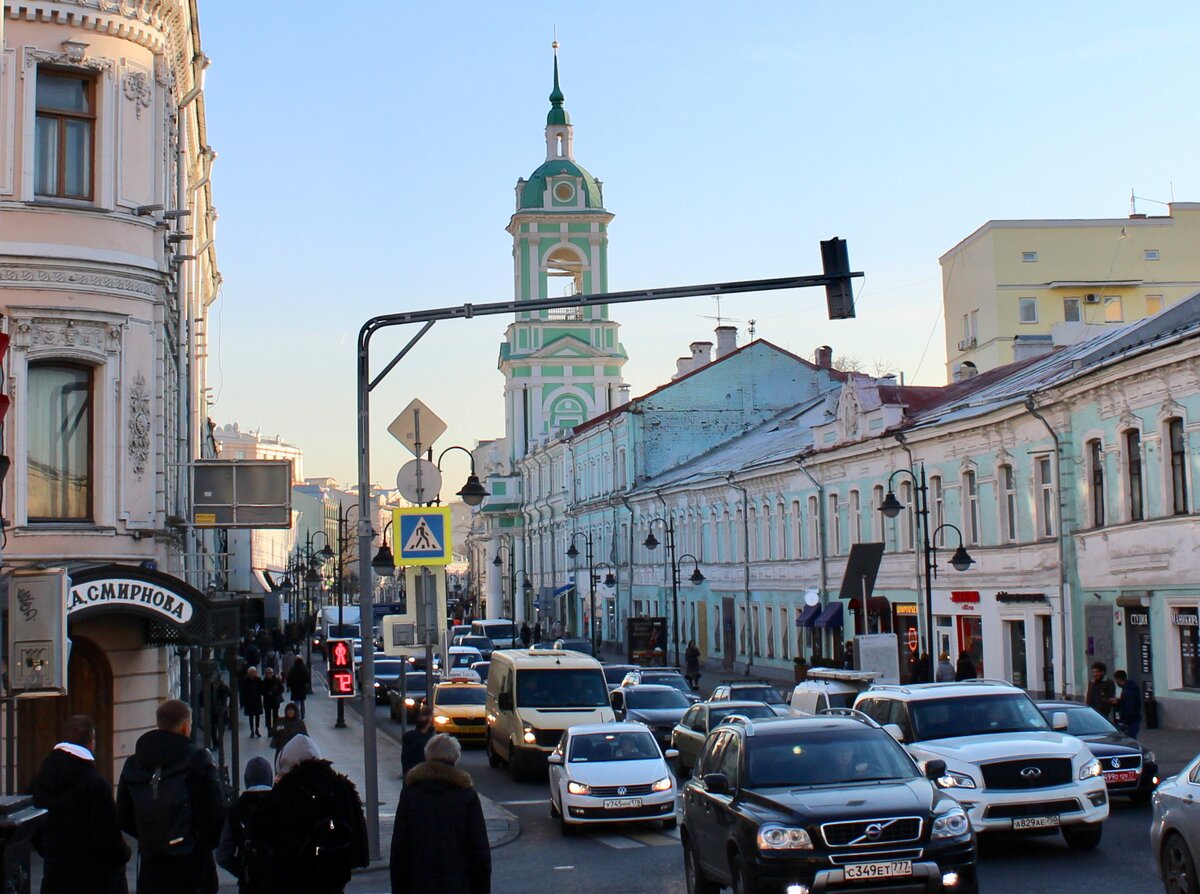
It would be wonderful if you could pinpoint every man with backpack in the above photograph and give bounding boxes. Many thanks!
[256,734,369,894]
[216,756,275,893]
[116,699,226,894]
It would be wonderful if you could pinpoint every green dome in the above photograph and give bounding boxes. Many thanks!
[519,159,604,210]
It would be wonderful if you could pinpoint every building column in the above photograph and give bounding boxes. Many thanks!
[486,531,502,618]
[513,536,527,626]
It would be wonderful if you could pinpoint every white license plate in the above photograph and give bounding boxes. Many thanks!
[1013,815,1060,830]
[602,797,643,809]
[844,860,913,880]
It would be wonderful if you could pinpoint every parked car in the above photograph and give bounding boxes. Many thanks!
[1037,701,1159,802]
[360,658,409,705]
[620,669,699,702]
[602,664,638,692]
[548,722,678,833]
[388,670,439,721]
[681,712,977,894]
[790,668,878,715]
[610,684,693,748]
[855,681,1109,848]
[670,700,776,775]
[431,680,488,741]
[708,680,790,715]
[1151,753,1200,894]
[553,637,594,656]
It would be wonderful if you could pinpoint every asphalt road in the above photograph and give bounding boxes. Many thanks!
[362,700,1164,894]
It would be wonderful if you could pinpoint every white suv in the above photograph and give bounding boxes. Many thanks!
[854,681,1109,849]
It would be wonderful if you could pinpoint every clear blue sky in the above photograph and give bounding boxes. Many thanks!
[200,1,1200,495]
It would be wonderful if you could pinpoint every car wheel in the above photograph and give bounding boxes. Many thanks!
[486,733,503,768]
[662,816,678,831]
[559,814,577,835]
[682,835,719,894]
[549,796,560,818]
[1062,822,1103,850]
[509,741,529,781]
[730,853,755,894]
[1163,832,1198,894]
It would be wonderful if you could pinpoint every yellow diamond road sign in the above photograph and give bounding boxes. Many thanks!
[394,506,452,566]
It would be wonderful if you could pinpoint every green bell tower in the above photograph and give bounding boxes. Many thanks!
[500,43,627,462]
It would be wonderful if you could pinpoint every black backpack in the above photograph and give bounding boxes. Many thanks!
[295,783,354,890]
[128,760,194,859]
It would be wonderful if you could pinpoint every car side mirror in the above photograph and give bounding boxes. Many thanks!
[702,772,731,794]
[498,692,514,711]
[883,723,905,743]
[1051,711,1069,731]
[924,759,947,781]
[547,752,563,765]
[665,748,679,760]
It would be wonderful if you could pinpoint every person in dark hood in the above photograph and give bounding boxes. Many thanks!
[390,733,490,894]
[400,708,435,777]
[216,756,274,893]
[31,714,131,894]
[954,651,978,681]
[269,702,308,765]
[116,699,225,894]
[241,666,265,738]
[256,735,369,894]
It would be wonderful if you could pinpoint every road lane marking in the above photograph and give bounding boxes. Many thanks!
[499,799,550,805]
[626,831,679,846]
[593,834,643,849]
[554,866,575,870]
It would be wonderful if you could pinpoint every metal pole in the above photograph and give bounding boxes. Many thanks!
[587,536,596,656]
[918,465,936,682]
[336,508,347,729]
[668,519,681,668]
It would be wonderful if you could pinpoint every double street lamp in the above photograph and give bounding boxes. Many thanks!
[492,542,516,620]
[565,532,604,655]
[878,466,975,680]
[643,517,706,668]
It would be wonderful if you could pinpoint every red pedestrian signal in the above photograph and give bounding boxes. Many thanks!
[326,638,355,699]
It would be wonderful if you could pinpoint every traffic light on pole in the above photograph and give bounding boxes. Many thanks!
[820,237,856,320]
[326,638,355,699]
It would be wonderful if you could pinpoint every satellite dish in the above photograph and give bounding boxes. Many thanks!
[396,459,442,504]
[804,589,820,607]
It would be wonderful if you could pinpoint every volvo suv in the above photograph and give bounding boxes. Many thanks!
[681,712,978,894]
[855,681,1108,849]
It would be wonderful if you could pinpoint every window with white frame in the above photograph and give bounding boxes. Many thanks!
[999,463,1017,542]
[1063,297,1081,323]
[1169,418,1189,516]
[872,485,885,541]
[35,69,97,200]
[748,506,758,562]
[849,490,861,544]
[900,480,915,550]
[930,476,944,547]
[963,470,980,545]
[829,493,841,556]
[1144,249,1160,261]
[1087,440,1105,528]
[738,604,747,655]
[1104,296,1124,323]
[1036,456,1056,537]
[779,606,790,659]
[752,605,762,657]
[791,499,802,559]
[28,361,94,521]
[1018,297,1039,324]
[777,503,787,559]
[734,509,744,562]
[1125,429,1144,521]
[766,605,775,658]
[808,496,820,556]
[712,604,722,654]
[1022,251,1038,262]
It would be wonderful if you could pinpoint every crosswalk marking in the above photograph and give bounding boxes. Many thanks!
[592,834,644,849]
[593,826,681,849]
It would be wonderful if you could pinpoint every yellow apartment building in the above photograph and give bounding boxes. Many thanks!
[941,203,1200,378]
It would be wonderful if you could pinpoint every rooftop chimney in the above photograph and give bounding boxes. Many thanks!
[815,345,834,369]
[689,341,714,371]
[715,325,738,359]
[616,384,632,406]
[672,357,691,380]
[951,361,979,383]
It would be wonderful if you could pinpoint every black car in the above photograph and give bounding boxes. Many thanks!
[1037,701,1159,802]
[459,635,496,660]
[388,671,440,721]
[682,713,977,894]
[360,658,409,705]
[611,684,694,747]
[621,669,700,703]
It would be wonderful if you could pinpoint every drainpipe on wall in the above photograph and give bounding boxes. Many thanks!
[726,474,752,673]
[610,424,622,650]
[1025,396,1075,698]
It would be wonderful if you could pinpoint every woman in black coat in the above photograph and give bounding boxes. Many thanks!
[240,666,265,737]
[286,657,310,719]
[391,733,490,894]
[261,667,285,728]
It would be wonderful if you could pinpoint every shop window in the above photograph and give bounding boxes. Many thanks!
[35,69,96,200]
[1088,440,1105,528]
[999,464,1017,542]
[963,470,980,545]
[712,604,722,654]
[1177,609,1200,689]
[1125,429,1144,521]
[1036,456,1056,538]
[1169,417,1189,515]
[28,362,94,521]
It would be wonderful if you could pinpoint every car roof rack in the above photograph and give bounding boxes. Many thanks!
[719,677,775,684]
[816,707,881,727]
[803,669,879,683]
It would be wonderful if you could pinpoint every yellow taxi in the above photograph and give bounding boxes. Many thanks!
[431,680,488,740]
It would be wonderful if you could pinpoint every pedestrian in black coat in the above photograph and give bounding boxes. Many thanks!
[116,699,225,894]
[241,666,265,737]
[519,622,531,648]
[954,652,978,682]
[261,667,284,728]
[391,733,490,894]
[400,709,435,777]
[31,714,131,894]
[269,703,308,767]
[286,657,310,719]
[256,735,369,894]
[215,756,274,893]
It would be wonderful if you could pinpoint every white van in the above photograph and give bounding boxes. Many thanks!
[789,668,878,715]
[486,649,614,780]
[471,618,520,649]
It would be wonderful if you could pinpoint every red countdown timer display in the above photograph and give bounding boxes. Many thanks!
[326,638,355,699]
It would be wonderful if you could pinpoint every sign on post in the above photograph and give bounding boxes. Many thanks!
[388,399,447,458]
[327,638,356,699]
[7,569,68,696]
[393,507,452,566]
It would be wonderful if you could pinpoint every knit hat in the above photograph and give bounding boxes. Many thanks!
[277,733,322,776]
[425,733,462,766]
[244,755,274,791]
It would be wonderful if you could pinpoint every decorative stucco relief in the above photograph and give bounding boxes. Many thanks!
[128,372,152,478]
[0,266,160,299]
[123,71,153,119]
[14,318,122,357]
[23,47,114,80]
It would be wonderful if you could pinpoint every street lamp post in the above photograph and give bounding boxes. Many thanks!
[566,532,598,655]
[593,562,617,650]
[491,545,514,622]
[642,518,705,668]
[878,465,975,681]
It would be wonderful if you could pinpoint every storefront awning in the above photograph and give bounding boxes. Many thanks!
[815,602,844,628]
[796,604,821,627]
[848,596,891,615]
[251,569,274,594]
[553,583,574,596]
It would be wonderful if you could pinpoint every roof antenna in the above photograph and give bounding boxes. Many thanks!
[748,319,757,339]
[1130,188,1136,216]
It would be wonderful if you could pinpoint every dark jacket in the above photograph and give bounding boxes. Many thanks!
[116,729,225,894]
[256,759,369,894]
[1117,679,1142,724]
[954,654,977,681]
[31,747,131,894]
[286,663,310,701]
[400,727,434,776]
[1087,677,1116,717]
[391,761,490,894]
[215,789,272,894]
[684,645,701,677]
[241,675,264,715]
[269,716,308,754]
[261,676,284,709]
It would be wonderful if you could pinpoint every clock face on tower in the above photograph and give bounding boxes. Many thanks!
[553,181,575,202]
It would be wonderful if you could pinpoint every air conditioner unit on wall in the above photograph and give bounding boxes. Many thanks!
[1084,293,1101,304]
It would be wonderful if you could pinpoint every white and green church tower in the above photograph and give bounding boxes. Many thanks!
[499,44,627,462]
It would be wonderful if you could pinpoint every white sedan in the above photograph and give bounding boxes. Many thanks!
[547,722,677,833]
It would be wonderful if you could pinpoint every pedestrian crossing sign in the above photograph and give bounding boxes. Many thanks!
[394,506,453,566]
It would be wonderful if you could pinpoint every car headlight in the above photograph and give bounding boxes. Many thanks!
[936,770,977,790]
[523,724,537,744]
[1145,751,1157,764]
[435,714,451,725]
[567,781,591,795]
[931,807,970,840]
[373,681,381,688]
[404,697,416,707]
[757,824,813,851]
[1079,757,1102,780]
[651,776,673,792]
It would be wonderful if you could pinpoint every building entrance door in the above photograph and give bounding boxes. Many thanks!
[1085,604,1114,678]
[1005,620,1027,689]
[696,602,709,660]
[722,596,735,670]
[1040,615,1055,697]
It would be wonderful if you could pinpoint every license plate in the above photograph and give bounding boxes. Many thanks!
[1013,815,1059,830]
[1104,770,1138,783]
[602,797,643,809]
[844,861,913,880]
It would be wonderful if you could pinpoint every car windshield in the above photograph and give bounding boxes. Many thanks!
[436,688,487,706]
[403,673,433,692]
[627,689,692,709]
[747,729,917,787]
[570,731,660,762]
[479,624,516,641]
[472,663,490,682]
[710,704,776,725]
[909,694,1050,740]
[517,669,609,708]
[643,674,690,695]
[328,624,358,639]
[826,692,858,709]
[734,686,785,703]
[464,637,494,649]
[449,653,476,668]
[1041,706,1118,737]
[372,662,406,677]
[604,666,633,684]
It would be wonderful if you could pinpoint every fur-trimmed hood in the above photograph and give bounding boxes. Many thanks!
[404,760,474,790]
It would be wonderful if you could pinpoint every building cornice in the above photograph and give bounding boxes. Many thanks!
[7,1,172,53]
[0,261,163,300]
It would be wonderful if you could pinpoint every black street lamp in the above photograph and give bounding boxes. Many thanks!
[879,465,975,680]
[371,519,396,578]
[566,532,599,655]
[436,445,489,507]
[643,517,705,668]
[492,542,515,620]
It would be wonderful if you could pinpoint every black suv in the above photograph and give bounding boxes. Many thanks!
[681,712,977,894]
